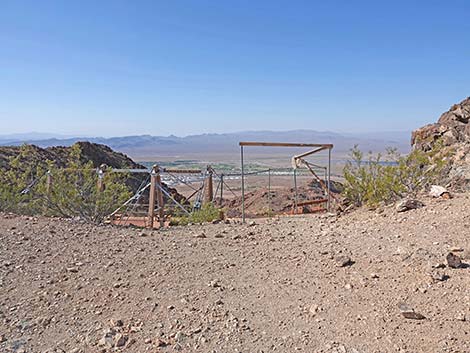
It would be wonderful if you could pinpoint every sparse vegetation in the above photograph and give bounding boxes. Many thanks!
[0,144,131,223]
[342,141,451,207]
[170,203,222,226]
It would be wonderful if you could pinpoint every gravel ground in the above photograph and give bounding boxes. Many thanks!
[0,193,469,353]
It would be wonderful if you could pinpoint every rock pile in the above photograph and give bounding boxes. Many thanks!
[412,97,470,186]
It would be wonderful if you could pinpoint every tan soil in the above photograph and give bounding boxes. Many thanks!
[1,193,469,353]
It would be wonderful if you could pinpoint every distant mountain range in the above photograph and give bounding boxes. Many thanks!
[0,130,411,160]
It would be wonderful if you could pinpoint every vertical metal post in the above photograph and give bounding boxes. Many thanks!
[44,170,52,213]
[241,146,245,223]
[293,168,298,212]
[327,147,331,212]
[268,169,271,217]
[97,164,106,192]
[156,166,165,228]
[46,170,52,194]
[220,173,224,206]
[148,166,157,228]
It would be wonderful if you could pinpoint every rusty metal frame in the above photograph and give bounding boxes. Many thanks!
[239,141,333,223]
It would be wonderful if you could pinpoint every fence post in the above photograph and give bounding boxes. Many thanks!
[241,146,245,223]
[204,165,213,203]
[148,165,157,228]
[327,148,331,212]
[97,164,106,192]
[219,173,224,206]
[293,168,298,212]
[156,166,165,228]
[46,170,52,194]
[268,169,271,217]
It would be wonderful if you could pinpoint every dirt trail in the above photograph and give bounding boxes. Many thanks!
[0,193,469,353]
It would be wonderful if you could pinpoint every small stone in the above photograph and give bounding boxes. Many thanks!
[144,338,152,344]
[114,333,128,347]
[430,270,448,282]
[335,255,353,267]
[432,263,446,269]
[449,246,464,252]
[309,304,319,316]
[193,233,206,238]
[214,233,223,238]
[248,221,256,226]
[396,199,424,212]
[398,302,426,320]
[67,267,79,273]
[110,318,123,327]
[446,252,463,269]
[455,313,466,322]
[208,280,220,288]
[125,338,136,348]
[175,331,185,342]
[139,231,148,237]
[0,335,6,343]
[155,338,167,347]
[429,185,450,198]
[98,335,113,348]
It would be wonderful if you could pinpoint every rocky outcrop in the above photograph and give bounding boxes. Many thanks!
[0,142,185,204]
[412,97,470,186]
[0,141,146,173]
[412,97,470,150]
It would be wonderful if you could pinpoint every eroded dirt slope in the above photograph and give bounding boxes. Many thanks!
[0,194,469,353]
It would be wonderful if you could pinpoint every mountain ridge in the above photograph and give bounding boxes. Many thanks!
[0,130,411,159]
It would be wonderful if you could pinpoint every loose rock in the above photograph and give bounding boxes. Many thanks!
[429,185,451,198]
[335,255,353,267]
[396,199,424,212]
[446,252,463,269]
[398,302,426,320]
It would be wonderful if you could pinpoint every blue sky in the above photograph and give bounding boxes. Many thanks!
[0,0,469,137]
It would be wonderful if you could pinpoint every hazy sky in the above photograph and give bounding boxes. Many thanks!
[0,0,469,137]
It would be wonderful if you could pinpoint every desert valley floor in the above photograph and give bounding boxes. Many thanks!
[1,194,469,353]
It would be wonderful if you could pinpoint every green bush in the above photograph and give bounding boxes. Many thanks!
[0,145,47,214]
[0,144,131,223]
[343,141,451,207]
[170,203,222,226]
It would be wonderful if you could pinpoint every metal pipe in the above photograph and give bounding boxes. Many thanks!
[220,174,224,206]
[268,169,271,217]
[241,146,245,223]
[293,168,298,211]
[327,148,331,212]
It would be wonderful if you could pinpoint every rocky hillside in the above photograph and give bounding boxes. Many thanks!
[0,141,145,172]
[412,97,470,186]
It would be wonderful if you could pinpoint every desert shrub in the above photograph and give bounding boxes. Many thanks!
[0,145,47,214]
[343,141,450,207]
[170,203,222,226]
[0,144,131,223]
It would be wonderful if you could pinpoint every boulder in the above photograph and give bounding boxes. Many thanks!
[396,199,424,212]
[429,185,451,198]
[412,97,470,188]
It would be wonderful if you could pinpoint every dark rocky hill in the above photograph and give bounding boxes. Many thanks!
[0,141,146,172]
